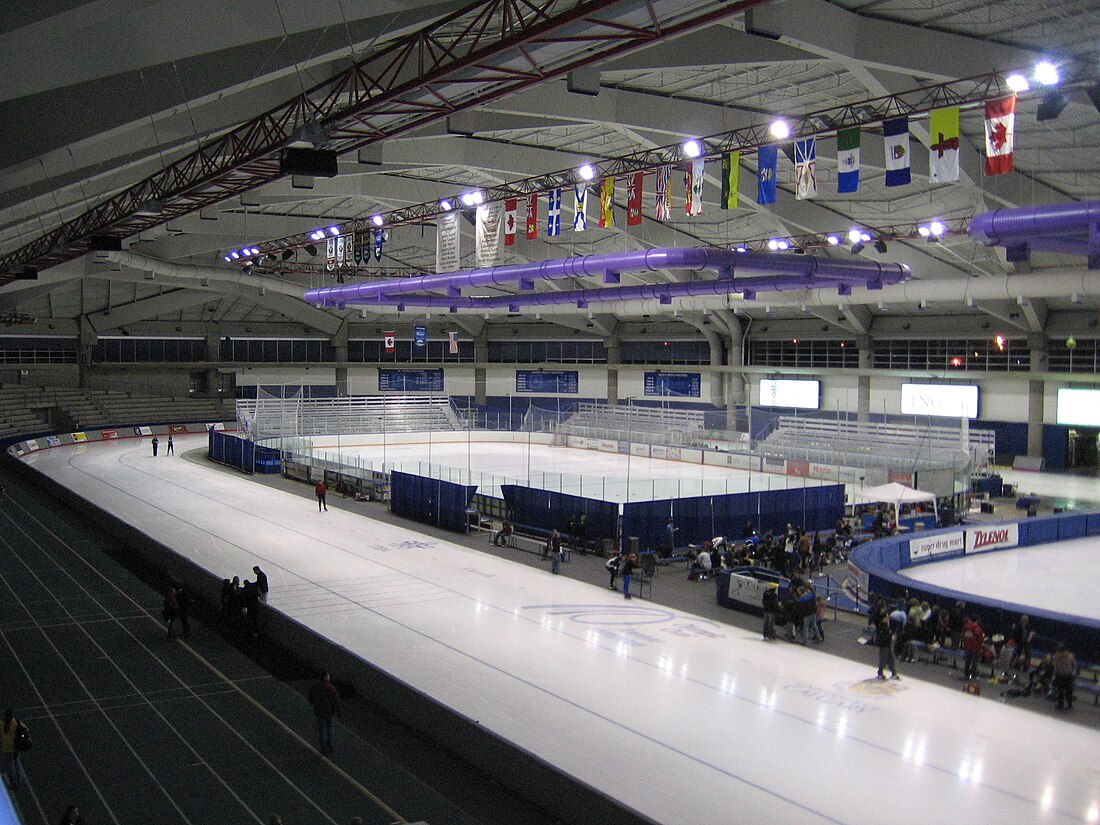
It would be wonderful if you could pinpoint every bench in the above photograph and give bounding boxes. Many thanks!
[508,533,570,562]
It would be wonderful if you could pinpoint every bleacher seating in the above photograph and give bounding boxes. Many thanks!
[757,416,992,476]
[555,402,706,446]
[237,395,463,440]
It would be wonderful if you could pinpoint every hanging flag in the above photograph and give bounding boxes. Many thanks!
[626,172,643,226]
[720,152,740,210]
[448,331,459,355]
[836,128,861,193]
[504,198,517,246]
[372,229,385,261]
[525,194,538,239]
[599,178,615,227]
[573,183,588,232]
[547,188,561,237]
[794,138,817,200]
[883,117,911,187]
[384,331,395,354]
[475,201,504,267]
[413,325,427,349]
[336,234,346,266]
[757,145,778,205]
[929,106,961,183]
[984,94,1016,176]
[353,232,363,265]
[685,159,704,216]
[654,165,671,221]
[436,211,461,273]
[326,237,337,271]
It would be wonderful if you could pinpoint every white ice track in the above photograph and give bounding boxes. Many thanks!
[306,439,834,502]
[21,435,1100,825]
[904,535,1100,622]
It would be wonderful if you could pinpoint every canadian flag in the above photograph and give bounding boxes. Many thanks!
[984,94,1015,176]
[384,331,395,353]
[504,198,517,246]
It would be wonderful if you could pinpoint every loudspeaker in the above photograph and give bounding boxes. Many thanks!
[1036,93,1069,123]
[88,235,123,251]
[279,147,338,178]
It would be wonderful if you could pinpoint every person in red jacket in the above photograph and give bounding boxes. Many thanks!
[961,615,986,681]
[314,480,327,511]
[308,671,342,755]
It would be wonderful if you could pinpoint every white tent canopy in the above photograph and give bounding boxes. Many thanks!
[852,482,938,525]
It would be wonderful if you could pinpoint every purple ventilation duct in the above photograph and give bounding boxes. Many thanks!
[304,247,909,310]
[969,200,1100,269]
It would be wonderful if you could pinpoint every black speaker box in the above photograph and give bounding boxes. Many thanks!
[280,147,338,178]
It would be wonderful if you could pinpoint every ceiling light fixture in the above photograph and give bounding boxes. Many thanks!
[1033,60,1059,86]
[439,199,453,211]
[769,120,790,140]
[328,226,341,236]
[1005,73,1030,93]
[460,190,484,206]
[682,139,702,158]
[371,214,385,227]
[577,164,596,181]
[848,228,863,244]
[826,234,841,246]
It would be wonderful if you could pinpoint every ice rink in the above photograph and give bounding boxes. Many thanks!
[904,535,1100,622]
[18,434,1100,825]
[302,437,835,502]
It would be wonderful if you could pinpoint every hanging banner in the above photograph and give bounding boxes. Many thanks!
[685,159,704,216]
[757,146,778,205]
[475,201,504,267]
[654,165,671,221]
[929,106,960,183]
[626,172,643,226]
[436,211,461,273]
[413,325,428,349]
[547,188,561,237]
[720,152,739,209]
[384,331,395,353]
[794,138,817,199]
[836,128,861,193]
[599,178,615,227]
[573,183,588,232]
[504,198,517,246]
[326,236,337,270]
[984,95,1016,176]
[372,229,385,261]
[525,193,539,239]
[448,331,459,354]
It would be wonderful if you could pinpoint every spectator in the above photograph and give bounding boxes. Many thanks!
[663,519,678,558]
[492,519,513,547]
[620,553,638,599]
[815,595,827,642]
[253,565,270,603]
[162,587,181,639]
[874,616,900,680]
[948,600,966,646]
[1,708,27,788]
[151,435,159,457]
[166,434,175,455]
[605,551,622,590]
[575,514,588,553]
[1010,614,1034,669]
[762,583,780,640]
[691,543,713,578]
[796,585,820,644]
[543,528,561,560]
[550,533,565,575]
[315,480,328,511]
[961,615,986,681]
[1052,644,1077,711]
[308,671,342,755]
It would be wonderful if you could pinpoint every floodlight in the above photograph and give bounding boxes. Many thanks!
[1005,73,1030,93]
[682,140,702,158]
[1033,60,1059,86]
[769,120,790,140]
[577,164,596,181]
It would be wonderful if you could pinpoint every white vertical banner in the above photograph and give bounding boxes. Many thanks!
[436,211,461,273]
[475,201,504,267]
[336,235,345,264]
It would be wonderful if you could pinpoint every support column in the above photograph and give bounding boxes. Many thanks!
[204,333,222,397]
[78,317,97,387]
[605,335,620,405]
[723,313,745,431]
[857,335,872,422]
[474,332,488,406]
[330,325,348,397]
[1027,333,1046,459]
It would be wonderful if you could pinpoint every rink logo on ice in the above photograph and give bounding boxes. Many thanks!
[908,531,964,562]
[965,524,1018,554]
[785,683,881,712]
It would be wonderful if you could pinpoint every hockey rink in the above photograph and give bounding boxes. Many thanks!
[903,535,1100,622]
[18,435,1100,825]
[299,437,835,502]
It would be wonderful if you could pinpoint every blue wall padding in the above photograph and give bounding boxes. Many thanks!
[208,429,280,474]
[500,484,618,545]
[1057,513,1087,540]
[1087,513,1100,535]
[390,471,477,533]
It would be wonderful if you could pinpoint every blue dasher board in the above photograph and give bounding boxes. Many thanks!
[515,369,579,394]
[643,371,701,397]
[378,368,444,392]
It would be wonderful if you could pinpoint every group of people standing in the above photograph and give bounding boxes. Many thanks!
[760,578,827,646]
[220,565,270,637]
[150,434,175,456]
[604,550,640,599]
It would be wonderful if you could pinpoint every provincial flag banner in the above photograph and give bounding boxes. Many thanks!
[929,106,960,183]
[757,145,778,205]
[384,331,395,353]
[573,183,588,232]
[599,178,615,227]
[883,117,911,187]
[525,194,539,239]
[626,172,643,226]
[836,128,860,193]
[448,331,459,354]
[372,229,385,261]
[794,138,817,200]
[547,188,562,237]
[984,94,1016,176]
[504,198,517,246]
[475,201,504,267]
[654,165,671,221]
[720,151,740,210]
[354,232,363,265]
[685,159,704,216]
[436,210,461,273]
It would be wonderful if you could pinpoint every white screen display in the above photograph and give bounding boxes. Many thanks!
[758,378,820,410]
[901,383,979,419]
[1057,388,1100,426]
